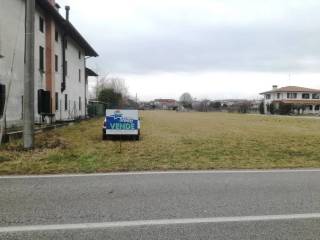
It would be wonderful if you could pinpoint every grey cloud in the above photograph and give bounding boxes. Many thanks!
[92,24,320,74]
[79,1,320,75]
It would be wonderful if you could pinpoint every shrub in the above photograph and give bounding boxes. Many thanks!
[259,102,265,114]
[269,103,275,115]
[98,88,122,109]
[279,102,293,115]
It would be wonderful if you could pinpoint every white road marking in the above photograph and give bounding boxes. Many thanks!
[0,169,320,179]
[1,213,320,233]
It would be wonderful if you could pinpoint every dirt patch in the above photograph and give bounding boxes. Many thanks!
[36,133,69,149]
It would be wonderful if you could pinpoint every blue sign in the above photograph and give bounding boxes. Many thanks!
[106,111,138,130]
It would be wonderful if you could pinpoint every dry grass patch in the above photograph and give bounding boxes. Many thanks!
[1,111,320,174]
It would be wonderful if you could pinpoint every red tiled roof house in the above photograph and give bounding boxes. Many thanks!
[260,85,320,115]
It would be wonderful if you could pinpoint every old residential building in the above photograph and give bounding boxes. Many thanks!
[260,85,320,115]
[0,0,98,127]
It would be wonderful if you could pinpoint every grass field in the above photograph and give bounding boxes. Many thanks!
[1,111,320,175]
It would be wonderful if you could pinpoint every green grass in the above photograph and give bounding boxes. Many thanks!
[1,111,320,175]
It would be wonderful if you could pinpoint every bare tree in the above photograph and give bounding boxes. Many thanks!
[200,99,210,112]
[179,92,193,108]
[193,99,210,112]
[94,76,128,98]
[107,77,128,96]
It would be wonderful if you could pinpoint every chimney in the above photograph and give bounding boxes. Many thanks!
[272,85,278,90]
[65,6,70,21]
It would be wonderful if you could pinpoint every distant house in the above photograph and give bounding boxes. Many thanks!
[260,85,320,115]
[219,99,248,107]
[154,99,178,110]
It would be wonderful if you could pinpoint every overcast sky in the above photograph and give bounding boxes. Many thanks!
[58,0,320,100]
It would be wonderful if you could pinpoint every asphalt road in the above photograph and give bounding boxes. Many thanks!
[0,170,320,239]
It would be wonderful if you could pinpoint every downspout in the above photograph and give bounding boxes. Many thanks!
[61,32,66,92]
[84,56,92,118]
[61,6,70,93]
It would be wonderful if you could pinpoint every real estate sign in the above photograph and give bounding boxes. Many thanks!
[105,110,140,135]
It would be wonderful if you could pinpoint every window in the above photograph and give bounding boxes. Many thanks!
[315,105,320,111]
[55,92,59,111]
[309,105,313,111]
[0,84,5,118]
[79,97,82,111]
[55,55,58,72]
[78,50,81,59]
[266,94,271,100]
[312,94,320,99]
[39,46,44,72]
[55,30,59,42]
[79,69,81,82]
[64,39,68,49]
[39,16,44,33]
[287,93,297,99]
[277,93,280,99]
[37,90,51,114]
[65,94,68,110]
[302,93,310,99]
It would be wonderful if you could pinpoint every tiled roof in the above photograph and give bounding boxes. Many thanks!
[260,86,320,94]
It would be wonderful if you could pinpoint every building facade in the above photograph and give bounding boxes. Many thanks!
[260,86,320,115]
[153,99,178,110]
[0,0,98,127]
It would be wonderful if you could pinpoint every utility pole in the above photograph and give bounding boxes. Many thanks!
[24,0,35,149]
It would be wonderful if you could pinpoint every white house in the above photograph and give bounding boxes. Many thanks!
[0,0,98,127]
[260,85,320,115]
